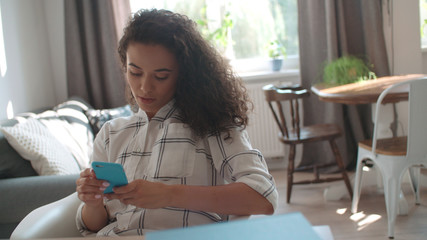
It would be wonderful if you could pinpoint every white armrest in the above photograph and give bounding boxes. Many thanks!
[11,192,83,239]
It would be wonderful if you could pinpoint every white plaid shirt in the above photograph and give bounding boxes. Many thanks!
[76,100,278,236]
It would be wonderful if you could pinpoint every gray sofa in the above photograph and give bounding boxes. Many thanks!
[0,97,132,238]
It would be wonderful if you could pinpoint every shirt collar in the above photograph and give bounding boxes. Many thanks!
[135,99,177,122]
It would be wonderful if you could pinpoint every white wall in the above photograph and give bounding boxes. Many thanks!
[0,0,66,120]
[384,0,423,75]
[0,0,425,121]
[423,50,427,74]
[381,0,422,138]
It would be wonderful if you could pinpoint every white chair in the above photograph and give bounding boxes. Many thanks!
[350,77,427,239]
[10,192,83,239]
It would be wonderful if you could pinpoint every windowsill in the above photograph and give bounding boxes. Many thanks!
[230,55,300,83]
[238,68,300,83]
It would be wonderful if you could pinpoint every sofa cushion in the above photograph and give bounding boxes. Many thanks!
[0,97,94,178]
[0,118,80,175]
[0,135,37,178]
[37,99,94,169]
[85,105,133,135]
[0,109,50,179]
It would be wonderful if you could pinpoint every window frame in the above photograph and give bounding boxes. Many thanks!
[128,0,300,75]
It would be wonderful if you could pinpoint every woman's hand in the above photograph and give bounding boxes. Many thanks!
[105,180,273,216]
[105,179,171,209]
[76,168,110,232]
[76,168,110,208]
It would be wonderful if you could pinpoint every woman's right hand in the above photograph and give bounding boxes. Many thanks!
[76,168,110,232]
[76,168,110,208]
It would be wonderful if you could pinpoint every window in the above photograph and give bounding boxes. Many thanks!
[129,0,299,73]
[0,1,7,77]
[420,0,427,48]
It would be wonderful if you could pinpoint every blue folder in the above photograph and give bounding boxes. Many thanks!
[146,212,322,240]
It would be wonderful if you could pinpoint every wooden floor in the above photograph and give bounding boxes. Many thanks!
[268,169,427,240]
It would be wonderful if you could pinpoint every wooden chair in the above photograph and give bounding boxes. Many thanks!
[263,84,352,203]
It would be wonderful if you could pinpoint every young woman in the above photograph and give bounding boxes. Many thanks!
[75,9,278,236]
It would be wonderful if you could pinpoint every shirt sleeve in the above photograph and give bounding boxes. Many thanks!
[75,202,97,237]
[207,127,279,211]
[75,125,109,236]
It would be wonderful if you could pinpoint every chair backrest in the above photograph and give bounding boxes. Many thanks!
[372,77,427,162]
[263,84,310,139]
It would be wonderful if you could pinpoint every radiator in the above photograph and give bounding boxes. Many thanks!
[245,81,302,169]
[245,82,284,158]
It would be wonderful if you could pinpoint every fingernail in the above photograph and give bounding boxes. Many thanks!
[100,187,106,191]
[102,182,110,187]
[95,194,101,199]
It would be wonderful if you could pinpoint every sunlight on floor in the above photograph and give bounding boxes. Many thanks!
[349,211,382,231]
[336,208,383,231]
[357,214,381,230]
[336,208,347,215]
[350,211,365,221]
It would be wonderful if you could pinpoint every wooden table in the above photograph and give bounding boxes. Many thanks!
[311,74,426,136]
[310,74,425,104]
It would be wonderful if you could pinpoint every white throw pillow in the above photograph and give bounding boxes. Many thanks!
[0,118,80,175]
[37,109,92,170]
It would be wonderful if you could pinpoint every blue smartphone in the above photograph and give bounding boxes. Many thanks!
[92,161,128,194]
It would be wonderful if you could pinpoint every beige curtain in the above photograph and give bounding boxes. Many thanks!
[297,0,390,170]
[65,0,130,109]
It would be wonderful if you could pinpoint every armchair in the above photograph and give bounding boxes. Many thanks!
[10,192,83,239]
[10,193,250,239]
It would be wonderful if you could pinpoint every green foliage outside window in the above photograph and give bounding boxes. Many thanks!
[129,0,299,61]
[196,6,234,52]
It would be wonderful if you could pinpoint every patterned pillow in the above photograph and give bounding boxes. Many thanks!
[85,105,133,135]
[0,118,80,175]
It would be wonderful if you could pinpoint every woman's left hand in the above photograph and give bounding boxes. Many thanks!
[106,181,273,215]
[104,179,171,209]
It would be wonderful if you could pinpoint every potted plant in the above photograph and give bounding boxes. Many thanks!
[267,40,286,71]
[322,55,376,85]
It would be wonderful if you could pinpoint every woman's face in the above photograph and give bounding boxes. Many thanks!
[126,42,179,119]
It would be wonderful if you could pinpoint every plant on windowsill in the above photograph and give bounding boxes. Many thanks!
[322,55,377,85]
[267,40,286,72]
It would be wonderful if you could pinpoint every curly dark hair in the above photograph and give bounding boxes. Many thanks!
[118,9,252,137]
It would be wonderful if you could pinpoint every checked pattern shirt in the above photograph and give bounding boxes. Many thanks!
[76,100,278,236]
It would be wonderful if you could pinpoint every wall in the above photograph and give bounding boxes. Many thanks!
[0,0,425,121]
[381,0,422,138]
[0,0,66,120]
[383,0,423,75]
[423,50,427,73]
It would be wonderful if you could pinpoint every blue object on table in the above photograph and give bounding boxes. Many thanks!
[146,212,322,240]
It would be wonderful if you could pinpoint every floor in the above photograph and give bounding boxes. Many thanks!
[268,168,427,240]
